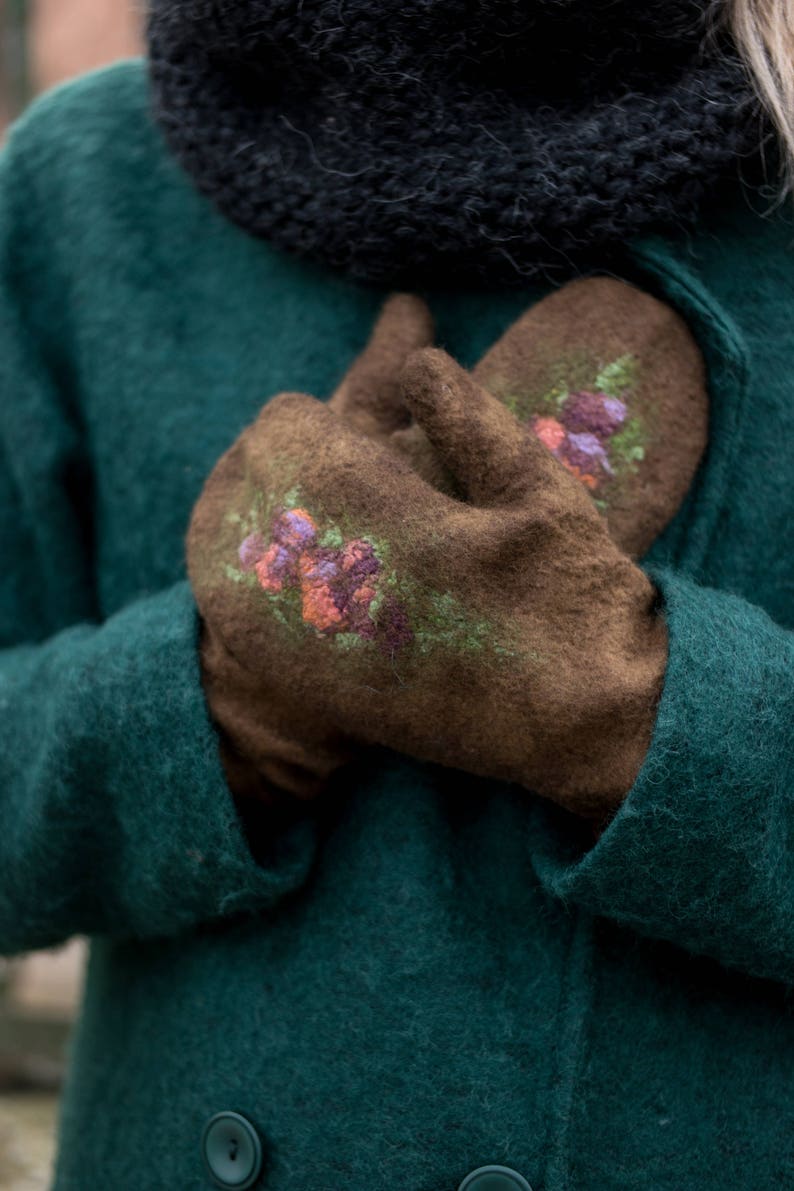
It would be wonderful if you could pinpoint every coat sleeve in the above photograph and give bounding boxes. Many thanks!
[528,563,794,985]
[0,124,315,958]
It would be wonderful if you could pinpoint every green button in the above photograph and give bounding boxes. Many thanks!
[201,1112,263,1189]
[458,1166,533,1191]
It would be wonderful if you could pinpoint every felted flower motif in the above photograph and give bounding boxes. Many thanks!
[299,551,345,631]
[236,503,414,653]
[602,396,628,427]
[332,540,382,631]
[255,542,292,592]
[272,508,317,551]
[532,415,567,452]
[561,391,627,440]
[352,584,377,607]
[560,430,614,475]
[341,539,380,580]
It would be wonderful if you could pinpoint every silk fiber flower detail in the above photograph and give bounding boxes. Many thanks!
[235,507,413,652]
[501,353,645,506]
[225,490,517,662]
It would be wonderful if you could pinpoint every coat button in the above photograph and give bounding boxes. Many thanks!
[457,1166,533,1191]
[201,1112,263,1188]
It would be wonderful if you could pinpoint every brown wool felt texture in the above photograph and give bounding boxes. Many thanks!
[187,351,669,819]
[333,278,709,558]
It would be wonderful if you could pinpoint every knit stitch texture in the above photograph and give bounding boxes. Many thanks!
[147,0,762,285]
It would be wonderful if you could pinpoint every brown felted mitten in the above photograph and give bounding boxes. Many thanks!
[337,278,709,559]
[192,295,437,807]
[187,350,668,819]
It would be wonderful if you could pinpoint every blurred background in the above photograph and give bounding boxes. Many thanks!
[0,7,142,1184]
[1,0,142,131]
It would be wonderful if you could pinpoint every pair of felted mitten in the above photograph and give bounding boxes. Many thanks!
[187,278,707,817]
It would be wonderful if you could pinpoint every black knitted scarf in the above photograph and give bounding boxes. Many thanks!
[147,0,762,286]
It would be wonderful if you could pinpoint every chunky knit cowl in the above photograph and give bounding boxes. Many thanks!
[147,0,762,286]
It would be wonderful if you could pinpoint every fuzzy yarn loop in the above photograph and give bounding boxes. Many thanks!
[147,0,761,286]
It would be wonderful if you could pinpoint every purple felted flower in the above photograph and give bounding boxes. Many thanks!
[341,539,380,585]
[602,396,628,427]
[310,550,342,585]
[561,391,627,440]
[329,540,379,622]
[559,431,614,477]
[272,508,318,551]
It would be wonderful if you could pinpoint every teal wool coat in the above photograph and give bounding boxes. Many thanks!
[0,62,793,1190]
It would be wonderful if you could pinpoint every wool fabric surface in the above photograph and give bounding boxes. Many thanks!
[146,0,762,285]
[1,63,793,1189]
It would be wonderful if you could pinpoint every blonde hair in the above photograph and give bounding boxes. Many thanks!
[727,0,794,189]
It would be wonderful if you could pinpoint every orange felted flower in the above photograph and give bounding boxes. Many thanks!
[298,551,346,631]
[532,415,566,452]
